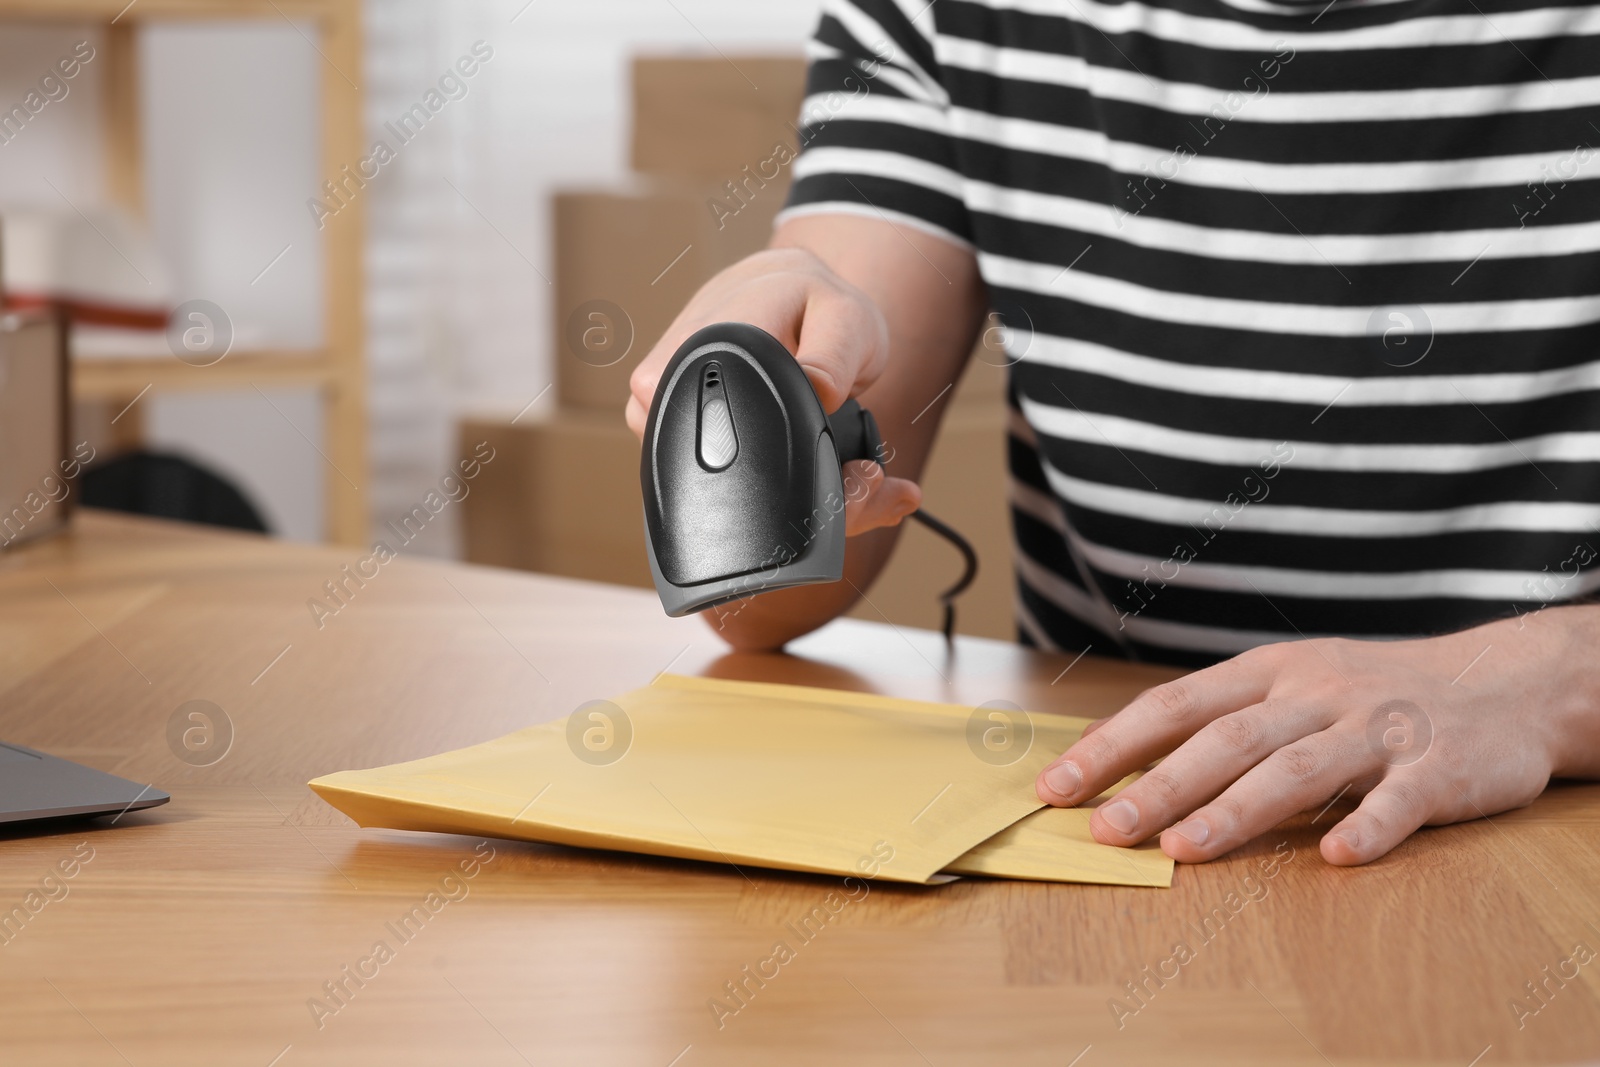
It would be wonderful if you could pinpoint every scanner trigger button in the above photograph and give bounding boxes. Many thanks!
[699,393,738,470]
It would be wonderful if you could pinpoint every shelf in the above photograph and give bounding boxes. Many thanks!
[0,1,340,20]
[73,350,335,399]
[0,0,369,543]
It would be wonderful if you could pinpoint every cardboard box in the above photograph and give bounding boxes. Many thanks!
[550,54,808,413]
[553,181,782,412]
[459,408,651,588]
[631,55,808,184]
[459,362,1015,640]
[846,388,1012,639]
[966,312,1017,402]
[0,310,73,549]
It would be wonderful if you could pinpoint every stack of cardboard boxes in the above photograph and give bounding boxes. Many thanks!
[459,54,1016,639]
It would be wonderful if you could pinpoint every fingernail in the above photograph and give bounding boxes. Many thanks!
[1171,820,1209,846]
[806,369,839,405]
[1331,828,1359,850]
[1101,799,1139,835]
[1042,760,1081,800]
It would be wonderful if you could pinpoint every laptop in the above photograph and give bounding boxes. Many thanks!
[0,742,169,826]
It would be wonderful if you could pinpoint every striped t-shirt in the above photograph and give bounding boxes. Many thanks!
[780,0,1600,666]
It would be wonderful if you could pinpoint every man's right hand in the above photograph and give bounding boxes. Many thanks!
[623,214,985,650]
[625,246,922,536]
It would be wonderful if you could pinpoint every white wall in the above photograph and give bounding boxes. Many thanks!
[363,0,820,558]
[139,23,327,540]
[0,0,821,551]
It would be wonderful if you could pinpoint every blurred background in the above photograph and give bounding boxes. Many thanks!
[0,0,1013,638]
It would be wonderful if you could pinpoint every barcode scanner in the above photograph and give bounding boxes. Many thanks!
[640,322,976,637]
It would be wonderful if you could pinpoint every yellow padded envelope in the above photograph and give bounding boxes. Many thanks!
[946,804,1172,887]
[310,674,1172,887]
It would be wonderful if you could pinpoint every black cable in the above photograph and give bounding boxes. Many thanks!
[907,508,978,642]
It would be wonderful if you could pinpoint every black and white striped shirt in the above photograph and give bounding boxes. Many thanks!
[781,0,1600,666]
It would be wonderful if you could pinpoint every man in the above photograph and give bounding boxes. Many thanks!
[627,0,1600,867]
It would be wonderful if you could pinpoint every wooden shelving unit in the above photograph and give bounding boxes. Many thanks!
[0,0,368,544]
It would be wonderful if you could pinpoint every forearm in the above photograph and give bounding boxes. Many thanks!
[701,215,987,651]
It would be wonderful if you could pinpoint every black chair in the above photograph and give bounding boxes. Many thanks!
[80,451,270,534]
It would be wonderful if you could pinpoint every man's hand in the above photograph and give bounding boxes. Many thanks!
[626,245,920,536]
[621,214,987,652]
[1035,605,1600,865]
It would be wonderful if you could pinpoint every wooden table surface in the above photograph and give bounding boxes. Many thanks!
[1,511,1597,1066]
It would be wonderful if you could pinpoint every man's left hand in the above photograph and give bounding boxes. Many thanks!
[1035,606,1600,865]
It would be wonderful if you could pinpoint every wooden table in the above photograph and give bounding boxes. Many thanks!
[1,512,1596,1065]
